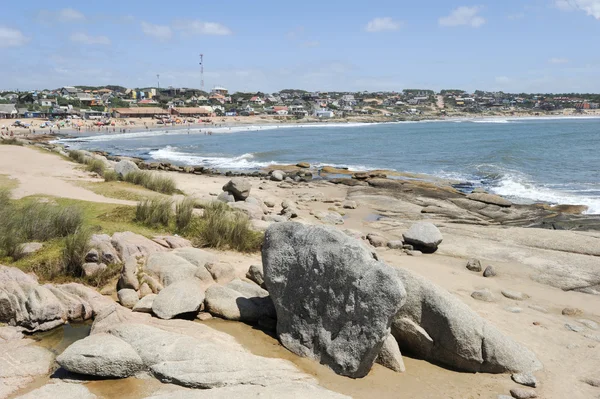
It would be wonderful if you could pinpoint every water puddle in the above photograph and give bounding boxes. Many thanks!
[364,213,383,222]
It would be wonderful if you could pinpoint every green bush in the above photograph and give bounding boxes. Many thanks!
[186,201,262,252]
[0,138,22,146]
[86,159,106,176]
[63,228,91,277]
[123,171,177,194]
[68,150,87,164]
[175,197,195,231]
[83,263,121,288]
[103,170,119,182]
[136,198,173,226]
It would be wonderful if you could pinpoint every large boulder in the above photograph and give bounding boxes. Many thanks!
[152,280,205,319]
[222,178,251,201]
[111,232,165,260]
[402,222,443,253]
[56,333,144,378]
[114,160,139,178]
[88,234,121,264]
[144,251,214,288]
[392,267,542,373]
[204,279,275,322]
[262,222,406,378]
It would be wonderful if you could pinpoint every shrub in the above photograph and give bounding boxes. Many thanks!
[69,150,87,164]
[103,170,119,182]
[63,228,91,277]
[0,138,22,146]
[86,159,106,176]
[175,197,195,232]
[123,171,177,194]
[83,262,121,288]
[136,198,173,226]
[15,203,83,242]
[187,201,262,252]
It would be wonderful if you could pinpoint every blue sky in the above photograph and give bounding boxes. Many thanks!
[1,0,600,93]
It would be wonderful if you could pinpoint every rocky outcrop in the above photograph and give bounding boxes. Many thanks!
[111,232,165,260]
[263,222,406,378]
[152,280,205,319]
[14,381,97,399]
[0,338,55,398]
[402,222,443,253]
[392,267,542,373]
[222,178,251,201]
[467,193,512,207]
[114,159,139,178]
[204,279,275,323]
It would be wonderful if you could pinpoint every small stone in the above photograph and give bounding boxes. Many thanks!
[406,250,422,256]
[342,200,357,209]
[196,312,213,321]
[471,288,496,302]
[117,288,139,309]
[296,162,310,168]
[509,388,538,399]
[501,290,529,301]
[512,373,538,388]
[565,323,585,333]
[562,307,583,316]
[466,258,482,272]
[483,265,497,277]
[528,305,548,313]
[139,282,153,298]
[367,233,387,248]
[533,322,541,326]
[402,244,413,251]
[582,377,600,387]
[387,240,404,250]
[577,319,599,330]
[506,307,523,313]
[264,199,276,208]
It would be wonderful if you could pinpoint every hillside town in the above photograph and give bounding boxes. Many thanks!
[1,85,599,123]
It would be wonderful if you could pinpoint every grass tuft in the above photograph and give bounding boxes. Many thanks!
[68,150,87,164]
[62,228,91,277]
[103,170,119,182]
[123,171,177,194]
[0,138,22,146]
[86,159,106,176]
[136,198,173,227]
[175,197,195,232]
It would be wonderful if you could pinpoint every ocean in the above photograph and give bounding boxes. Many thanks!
[58,117,600,214]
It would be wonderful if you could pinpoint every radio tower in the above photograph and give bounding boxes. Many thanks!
[199,54,204,92]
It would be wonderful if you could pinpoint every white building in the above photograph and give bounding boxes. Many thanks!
[314,109,334,118]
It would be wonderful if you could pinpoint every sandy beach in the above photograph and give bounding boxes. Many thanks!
[0,142,599,399]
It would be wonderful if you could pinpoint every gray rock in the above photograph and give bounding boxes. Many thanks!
[393,267,542,373]
[264,199,276,208]
[112,231,165,260]
[582,377,600,387]
[82,262,107,277]
[171,247,218,269]
[387,240,404,250]
[471,288,496,302]
[117,288,139,309]
[577,319,599,330]
[262,222,406,378]
[502,290,530,301]
[528,305,548,313]
[204,280,275,322]
[565,322,584,333]
[467,193,512,207]
[0,340,54,398]
[406,250,423,256]
[562,307,583,316]
[152,281,205,319]
[139,282,153,298]
[89,234,121,264]
[217,191,235,203]
[205,262,237,284]
[484,265,497,277]
[466,258,482,272]
[114,159,139,178]
[57,333,144,378]
[246,264,265,288]
[85,248,99,263]
[512,372,538,387]
[152,235,192,249]
[19,242,43,256]
[263,214,288,223]
[132,294,156,313]
[118,257,140,291]
[270,170,285,182]
[376,334,405,373]
[145,251,214,288]
[367,233,388,247]
[506,307,523,313]
[509,388,537,398]
[342,200,357,209]
[402,222,443,253]
[230,201,264,220]
[314,210,344,225]
[584,333,600,342]
[222,177,251,201]
[15,381,97,399]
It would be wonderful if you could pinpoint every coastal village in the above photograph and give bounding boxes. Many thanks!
[1,85,600,125]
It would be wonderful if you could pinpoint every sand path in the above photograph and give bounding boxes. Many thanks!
[0,146,133,205]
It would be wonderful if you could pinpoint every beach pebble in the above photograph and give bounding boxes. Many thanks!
[387,240,404,250]
[406,250,422,257]
[577,319,599,330]
[512,373,538,388]
[505,307,523,313]
[584,334,600,342]
[367,233,388,248]
[342,200,357,209]
[466,258,482,272]
[196,312,213,321]
[483,265,497,277]
[528,305,548,314]
[270,170,285,182]
[562,307,583,316]
[501,290,529,301]
[471,288,496,302]
[565,323,585,333]
[264,199,276,208]
[509,388,537,398]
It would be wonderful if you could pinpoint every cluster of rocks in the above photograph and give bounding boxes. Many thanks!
[363,221,443,255]
[269,169,313,183]
[466,258,497,277]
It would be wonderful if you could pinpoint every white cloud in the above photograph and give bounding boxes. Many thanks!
[175,20,232,36]
[549,57,569,64]
[141,22,173,41]
[439,6,486,28]
[70,32,111,45]
[555,0,600,19]
[0,26,29,48]
[58,8,86,22]
[365,17,402,32]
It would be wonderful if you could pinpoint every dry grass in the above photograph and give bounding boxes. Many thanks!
[136,198,173,227]
[175,197,195,231]
[86,159,106,176]
[0,138,22,146]
[62,228,91,277]
[103,170,119,182]
[123,170,177,194]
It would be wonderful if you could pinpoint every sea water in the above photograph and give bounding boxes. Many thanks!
[58,117,600,214]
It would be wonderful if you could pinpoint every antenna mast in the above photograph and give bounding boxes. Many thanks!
[199,54,204,92]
